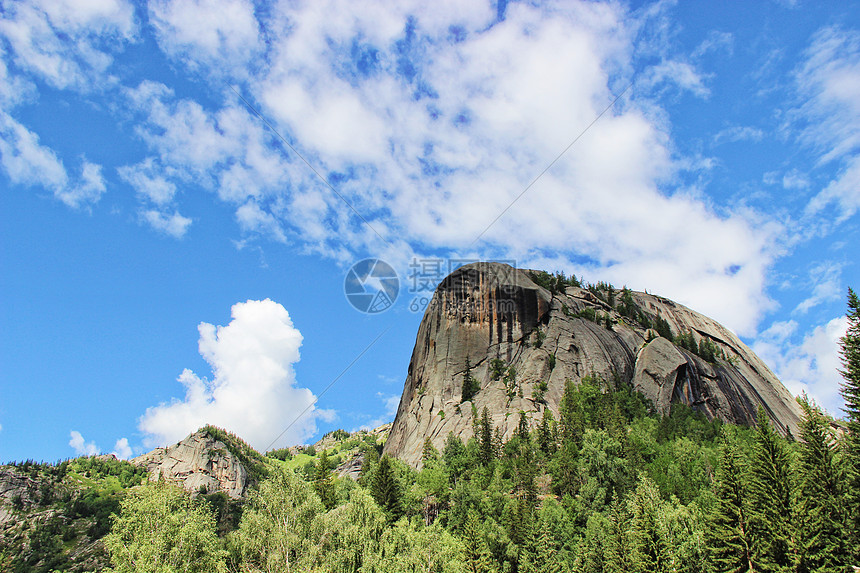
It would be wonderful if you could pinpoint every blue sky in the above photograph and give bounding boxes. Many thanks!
[1,0,858,462]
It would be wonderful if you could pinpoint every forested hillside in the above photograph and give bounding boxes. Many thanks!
[3,290,858,572]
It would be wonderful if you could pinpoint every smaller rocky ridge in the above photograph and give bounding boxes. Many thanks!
[132,426,265,499]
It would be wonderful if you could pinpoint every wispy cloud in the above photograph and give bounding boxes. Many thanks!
[793,27,860,222]
[753,316,848,415]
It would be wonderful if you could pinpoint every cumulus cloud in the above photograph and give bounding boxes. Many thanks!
[139,299,326,450]
[111,438,132,460]
[116,2,782,334]
[753,316,848,415]
[69,430,100,456]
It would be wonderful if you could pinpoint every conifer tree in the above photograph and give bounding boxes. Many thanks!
[422,437,439,465]
[370,455,403,522]
[463,511,497,573]
[604,494,636,573]
[537,409,556,455]
[479,407,495,465]
[795,397,847,573]
[313,449,337,510]
[838,287,860,561]
[748,406,795,573]
[708,431,755,573]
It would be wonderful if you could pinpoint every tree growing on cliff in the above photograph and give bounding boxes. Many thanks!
[462,357,481,402]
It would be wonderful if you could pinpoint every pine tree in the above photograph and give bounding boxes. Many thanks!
[370,455,403,522]
[795,397,847,573]
[628,476,671,573]
[313,450,337,510]
[462,356,481,402]
[604,495,636,573]
[838,287,860,562]
[422,437,439,464]
[537,409,556,455]
[463,511,497,573]
[708,431,755,573]
[559,379,583,446]
[479,407,495,465]
[748,406,795,573]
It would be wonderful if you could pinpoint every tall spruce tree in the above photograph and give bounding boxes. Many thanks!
[748,406,795,573]
[795,397,847,573]
[708,430,755,573]
[463,511,497,573]
[313,449,337,510]
[370,455,403,522]
[479,407,495,465]
[838,287,860,563]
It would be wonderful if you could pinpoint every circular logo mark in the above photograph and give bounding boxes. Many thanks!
[344,259,399,314]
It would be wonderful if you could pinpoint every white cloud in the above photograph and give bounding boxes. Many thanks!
[69,430,100,456]
[115,2,784,334]
[794,261,843,314]
[0,112,68,190]
[0,422,3,432]
[142,209,192,238]
[806,155,860,222]
[753,316,848,415]
[357,392,400,431]
[235,201,286,243]
[148,0,261,73]
[794,27,860,221]
[111,437,132,460]
[56,160,107,209]
[119,158,178,205]
[0,0,135,91]
[643,59,710,97]
[138,299,325,450]
[714,125,764,144]
[0,113,107,208]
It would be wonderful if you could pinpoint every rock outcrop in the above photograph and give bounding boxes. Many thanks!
[132,430,249,499]
[384,262,802,467]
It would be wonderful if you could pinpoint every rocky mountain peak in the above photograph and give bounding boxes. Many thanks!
[384,262,801,467]
[132,428,255,499]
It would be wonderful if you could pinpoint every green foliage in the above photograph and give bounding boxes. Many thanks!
[105,480,227,573]
[462,356,481,402]
[265,447,292,461]
[795,397,848,573]
[748,407,796,573]
[371,455,404,522]
[708,430,755,573]
[534,327,546,348]
[489,358,506,381]
[230,465,322,571]
[200,425,269,483]
[654,316,674,341]
[314,449,337,510]
[839,287,860,560]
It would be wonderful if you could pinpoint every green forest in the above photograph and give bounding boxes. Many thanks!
[4,289,860,573]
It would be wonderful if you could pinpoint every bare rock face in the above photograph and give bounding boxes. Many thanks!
[132,430,248,499]
[384,262,802,467]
